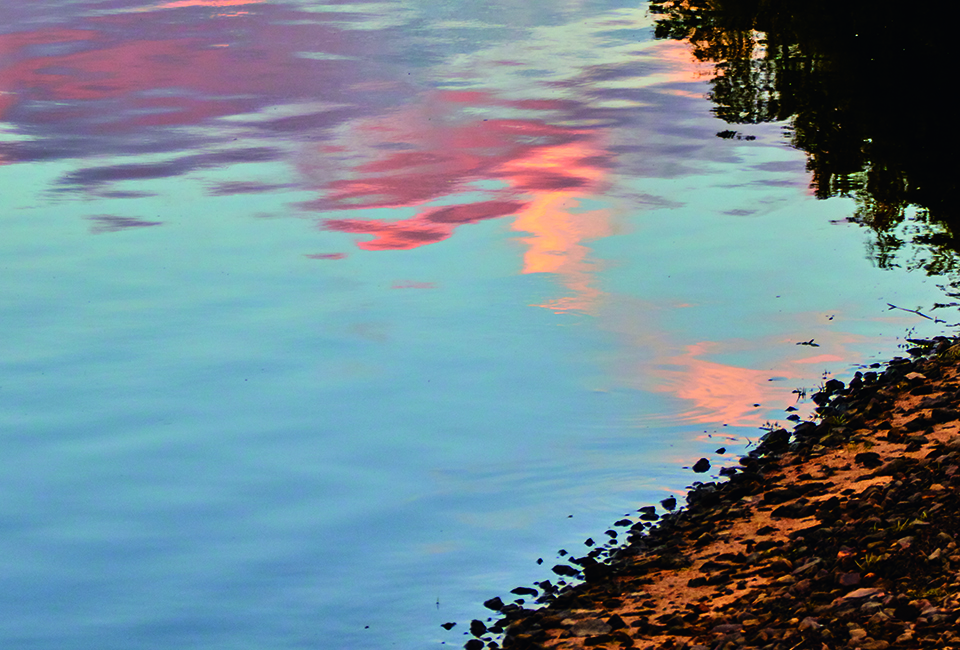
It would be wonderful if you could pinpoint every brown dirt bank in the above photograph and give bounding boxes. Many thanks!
[464,336,960,650]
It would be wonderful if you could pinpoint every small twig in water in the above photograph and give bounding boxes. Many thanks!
[887,303,945,324]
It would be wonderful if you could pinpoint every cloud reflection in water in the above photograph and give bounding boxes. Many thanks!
[0,0,852,428]
[305,90,616,314]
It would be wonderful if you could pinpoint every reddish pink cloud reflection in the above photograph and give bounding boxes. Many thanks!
[305,91,614,313]
[325,200,526,251]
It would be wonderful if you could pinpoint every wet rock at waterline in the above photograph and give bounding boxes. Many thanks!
[482,596,504,611]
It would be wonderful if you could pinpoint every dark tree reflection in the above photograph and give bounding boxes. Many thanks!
[650,0,960,283]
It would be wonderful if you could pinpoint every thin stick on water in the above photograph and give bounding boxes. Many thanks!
[886,303,946,324]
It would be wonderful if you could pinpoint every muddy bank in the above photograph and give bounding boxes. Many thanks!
[460,336,960,650]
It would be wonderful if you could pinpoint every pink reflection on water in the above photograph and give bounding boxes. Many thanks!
[147,0,263,9]
[303,93,589,212]
[325,200,526,251]
[307,89,615,312]
[0,3,367,136]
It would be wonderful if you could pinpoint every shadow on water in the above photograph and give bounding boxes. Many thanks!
[650,0,960,291]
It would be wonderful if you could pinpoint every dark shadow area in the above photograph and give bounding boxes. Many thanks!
[650,0,960,287]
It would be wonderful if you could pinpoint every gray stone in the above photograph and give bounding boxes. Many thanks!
[568,618,612,637]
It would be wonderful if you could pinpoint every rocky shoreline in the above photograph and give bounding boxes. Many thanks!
[461,336,960,650]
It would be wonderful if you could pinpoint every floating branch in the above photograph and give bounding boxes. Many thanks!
[886,303,945,323]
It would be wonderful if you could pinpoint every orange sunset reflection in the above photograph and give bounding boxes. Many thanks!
[637,329,873,426]
[509,139,612,314]
[651,341,802,426]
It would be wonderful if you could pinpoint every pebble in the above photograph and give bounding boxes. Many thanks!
[798,616,820,631]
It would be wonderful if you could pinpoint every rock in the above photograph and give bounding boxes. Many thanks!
[789,578,812,596]
[868,609,891,626]
[837,571,861,586]
[840,587,883,601]
[760,428,791,449]
[824,379,845,393]
[581,558,611,583]
[763,487,800,504]
[510,586,538,597]
[791,558,821,574]
[569,618,612,636]
[849,627,868,640]
[931,407,960,423]
[854,451,883,468]
[469,620,487,637]
[660,496,677,510]
[551,564,580,577]
[441,622,456,630]
[710,623,742,634]
[798,616,821,631]
[607,614,627,630]
[873,456,915,476]
[861,640,890,650]
[483,597,504,611]
[860,601,883,614]
[903,414,934,432]
[693,458,711,473]
[464,640,484,650]
[770,502,805,518]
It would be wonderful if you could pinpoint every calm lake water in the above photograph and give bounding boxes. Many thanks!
[0,1,951,648]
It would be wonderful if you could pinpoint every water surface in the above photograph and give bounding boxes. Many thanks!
[0,1,952,648]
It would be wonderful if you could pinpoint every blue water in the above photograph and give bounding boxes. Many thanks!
[0,1,951,648]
